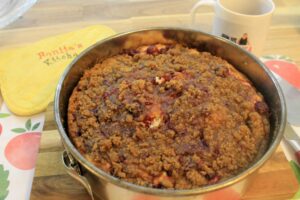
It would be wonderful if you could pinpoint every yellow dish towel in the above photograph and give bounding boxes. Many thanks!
[0,25,115,116]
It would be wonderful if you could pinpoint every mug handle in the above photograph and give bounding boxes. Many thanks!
[190,0,216,25]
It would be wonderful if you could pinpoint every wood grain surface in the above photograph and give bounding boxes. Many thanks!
[3,0,300,30]
[0,0,299,199]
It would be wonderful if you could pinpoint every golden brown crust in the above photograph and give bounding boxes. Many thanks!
[67,44,270,189]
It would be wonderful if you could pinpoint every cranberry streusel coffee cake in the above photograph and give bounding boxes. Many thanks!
[68,44,269,189]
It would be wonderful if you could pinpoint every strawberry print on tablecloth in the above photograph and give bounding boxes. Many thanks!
[5,119,41,170]
[262,55,300,90]
[0,103,45,200]
[0,113,10,136]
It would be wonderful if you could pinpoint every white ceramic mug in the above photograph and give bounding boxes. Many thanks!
[191,0,275,55]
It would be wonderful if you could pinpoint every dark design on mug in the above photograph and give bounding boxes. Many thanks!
[238,33,248,45]
[221,33,252,52]
[230,37,237,43]
[221,33,229,39]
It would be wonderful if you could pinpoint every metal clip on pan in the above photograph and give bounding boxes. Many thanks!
[62,150,95,200]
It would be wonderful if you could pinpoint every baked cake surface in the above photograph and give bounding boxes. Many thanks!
[68,44,269,189]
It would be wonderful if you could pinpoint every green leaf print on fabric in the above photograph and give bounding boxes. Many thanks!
[0,164,9,200]
[25,119,32,131]
[11,128,27,133]
[278,55,293,62]
[0,114,10,118]
[32,122,41,131]
[11,119,41,133]
[290,160,300,184]
[262,55,276,60]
